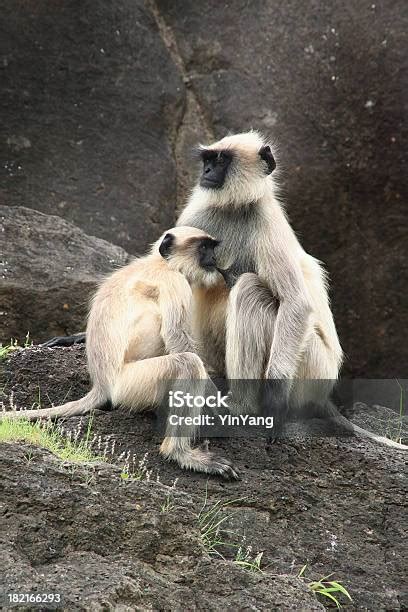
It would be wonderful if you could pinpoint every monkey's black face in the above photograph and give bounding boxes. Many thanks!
[200,150,232,189]
[198,238,220,270]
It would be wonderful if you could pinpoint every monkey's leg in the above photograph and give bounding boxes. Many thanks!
[111,353,239,479]
[41,332,86,348]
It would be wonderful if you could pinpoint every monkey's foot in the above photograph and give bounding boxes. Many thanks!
[201,452,240,480]
[174,446,240,480]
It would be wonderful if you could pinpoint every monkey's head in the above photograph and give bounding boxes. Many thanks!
[155,226,222,287]
[195,131,277,207]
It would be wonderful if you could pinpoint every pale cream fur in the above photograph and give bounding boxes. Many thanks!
[178,131,407,450]
[180,131,343,385]
[3,226,240,477]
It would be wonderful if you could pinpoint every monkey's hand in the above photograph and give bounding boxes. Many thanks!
[216,266,239,289]
[262,377,291,439]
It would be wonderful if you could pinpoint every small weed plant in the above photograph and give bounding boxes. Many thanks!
[298,564,352,608]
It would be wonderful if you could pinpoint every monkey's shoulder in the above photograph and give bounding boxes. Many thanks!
[130,269,191,304]
[132,280,160,301]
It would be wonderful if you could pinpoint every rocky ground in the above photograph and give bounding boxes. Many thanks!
[1,345,407,610]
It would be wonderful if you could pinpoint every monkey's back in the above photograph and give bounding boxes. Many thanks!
[86,258,163,389]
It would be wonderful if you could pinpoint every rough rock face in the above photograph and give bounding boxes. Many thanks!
[154,0,408,378]
[1,444,324,611]
[0,0,182,255]
[0,206,130,343]
[0,2,406,376]
[1,346,407,609]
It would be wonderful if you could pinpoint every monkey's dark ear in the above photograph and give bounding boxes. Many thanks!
[259,145,276,174]
[159,233,174,258]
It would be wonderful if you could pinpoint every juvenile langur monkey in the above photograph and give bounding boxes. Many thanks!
[178,131,407,450]
[4,226,240,478]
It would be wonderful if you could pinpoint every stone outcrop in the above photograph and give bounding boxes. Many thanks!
[0,206,129,343]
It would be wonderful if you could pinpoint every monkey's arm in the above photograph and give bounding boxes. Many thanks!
[261,249,312,380]
[159,283,196,354]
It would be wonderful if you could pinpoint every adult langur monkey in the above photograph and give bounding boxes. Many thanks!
[3,226,240,479]
[177,130,407,450]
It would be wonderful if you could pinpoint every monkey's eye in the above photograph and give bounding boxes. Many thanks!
[201,151,217,163]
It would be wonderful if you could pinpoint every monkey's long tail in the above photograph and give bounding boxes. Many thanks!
[336,415,408,450]
[1,388,104,421]
[325,402,408,450]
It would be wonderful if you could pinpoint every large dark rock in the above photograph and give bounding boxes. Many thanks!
[0,206,130,343]
[156,0,408,378]
[1,345,407,609]
[0,0,183,255]
[0,1,406,377]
